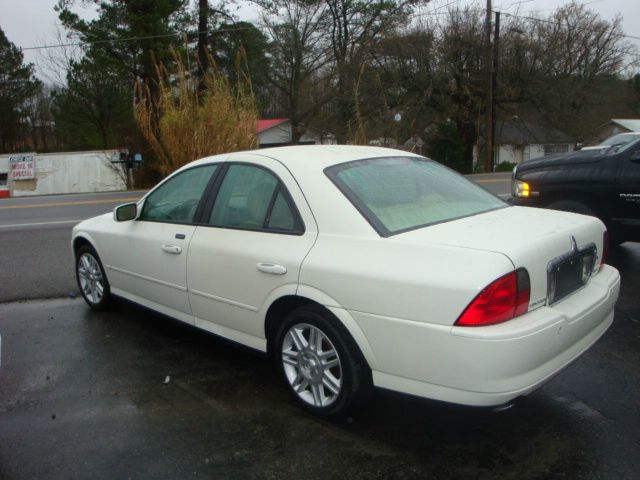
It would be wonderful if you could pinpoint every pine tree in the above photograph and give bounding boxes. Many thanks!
[0,27,41,152]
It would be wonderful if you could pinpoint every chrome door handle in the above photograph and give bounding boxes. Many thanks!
[256,263,287,275]
[161,244,182,254]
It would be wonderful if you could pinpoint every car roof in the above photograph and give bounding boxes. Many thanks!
[182,145,427,237]
[189,145,423,174]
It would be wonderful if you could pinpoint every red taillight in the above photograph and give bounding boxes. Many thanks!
[456,269,530,327]
[600,230,609,270]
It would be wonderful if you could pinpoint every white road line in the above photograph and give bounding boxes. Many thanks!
[498,194,510,198]
[0,219,82,229]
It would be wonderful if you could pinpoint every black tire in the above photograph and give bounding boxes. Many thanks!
[274,305,372,419]
[75,245,113,310]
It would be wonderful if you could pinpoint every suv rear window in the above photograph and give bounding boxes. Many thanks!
[325,157,506,236]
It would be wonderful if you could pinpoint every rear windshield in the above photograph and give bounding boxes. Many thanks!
[325,157,506,236]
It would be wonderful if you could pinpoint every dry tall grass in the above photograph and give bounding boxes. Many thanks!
[134,49,258,176]
[349,64,369,145]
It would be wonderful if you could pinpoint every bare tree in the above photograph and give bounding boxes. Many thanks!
[36,26,83,88]
[24,86,57,151]
[498,1,639,140]
[258,0,331,143]
[323,0,427,142]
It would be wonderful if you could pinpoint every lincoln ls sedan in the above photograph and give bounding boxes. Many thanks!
[72,146,620,418]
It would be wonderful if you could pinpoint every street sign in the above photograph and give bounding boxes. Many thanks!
[10,155,35,180]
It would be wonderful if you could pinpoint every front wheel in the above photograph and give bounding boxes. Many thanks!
[75,245,113,310]
[275,305,372,419]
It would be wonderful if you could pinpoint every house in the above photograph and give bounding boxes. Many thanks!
[257,119,293,147]
[594,118,640,143]
[490,118,576,165]
[257,119,336,147]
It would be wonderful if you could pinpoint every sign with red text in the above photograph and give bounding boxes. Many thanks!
[10,155,35,180]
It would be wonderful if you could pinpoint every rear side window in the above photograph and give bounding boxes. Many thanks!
[326,157,506,236]
[268,190,295,230]
[208,164,302,234]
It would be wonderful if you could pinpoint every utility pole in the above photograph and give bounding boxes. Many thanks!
[491,12,500,172]
[484,0,494,172]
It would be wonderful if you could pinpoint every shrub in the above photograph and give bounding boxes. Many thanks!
[495,161,518,172]
[134,49,257,176]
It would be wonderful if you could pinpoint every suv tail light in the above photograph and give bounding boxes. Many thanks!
[455,269,531,327]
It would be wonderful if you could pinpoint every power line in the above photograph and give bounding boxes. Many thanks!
[20,24,263,51]
[501,0,536,11]
[498,10,640,42]
[17,2,640,53]
[413,0,459,18]
[21,2,457,52]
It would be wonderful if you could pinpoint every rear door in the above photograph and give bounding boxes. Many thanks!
[186,156,318,348]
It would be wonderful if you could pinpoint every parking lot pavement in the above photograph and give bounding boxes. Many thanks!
[1,244,639,480]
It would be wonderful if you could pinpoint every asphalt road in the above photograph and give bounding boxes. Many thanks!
[0,174,511,303]
[0,191,143,302]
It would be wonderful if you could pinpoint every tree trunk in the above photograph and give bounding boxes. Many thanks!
[291,119,302,144]
[459,121,477,174]
[197,0,209,78]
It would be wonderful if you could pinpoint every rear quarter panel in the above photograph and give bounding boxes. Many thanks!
[298,234,515,326]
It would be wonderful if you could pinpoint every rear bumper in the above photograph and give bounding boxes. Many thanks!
[351,265,620,406]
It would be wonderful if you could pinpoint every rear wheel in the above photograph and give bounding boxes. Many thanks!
[75,245,113,310]
[275,305,371,419]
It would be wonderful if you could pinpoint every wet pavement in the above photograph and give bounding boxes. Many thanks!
[0,245,639,479]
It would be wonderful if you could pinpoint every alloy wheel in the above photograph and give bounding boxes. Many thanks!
[281,323,343,408]
[77,252,105,305]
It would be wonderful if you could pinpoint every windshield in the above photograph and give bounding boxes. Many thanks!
[599,133,640,151]
[325,157,507,236]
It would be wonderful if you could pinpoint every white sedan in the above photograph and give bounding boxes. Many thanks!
[72,146,620,418]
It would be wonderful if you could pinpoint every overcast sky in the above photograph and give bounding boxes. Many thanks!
[1,0,638,82]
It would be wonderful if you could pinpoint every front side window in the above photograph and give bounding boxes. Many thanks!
[140,165,218,224]
[326,157,506,236]
[208,164,300,233]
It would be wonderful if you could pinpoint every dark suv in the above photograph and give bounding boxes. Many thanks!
[510,133,640,244]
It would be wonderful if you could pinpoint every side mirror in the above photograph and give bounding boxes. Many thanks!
[631,150,640,162]
[114,202,138,222]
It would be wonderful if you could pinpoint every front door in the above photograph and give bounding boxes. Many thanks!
[101,164,220,320]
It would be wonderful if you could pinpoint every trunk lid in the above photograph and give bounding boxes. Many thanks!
[396,206,606,310]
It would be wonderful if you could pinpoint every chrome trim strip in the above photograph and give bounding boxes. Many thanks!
[106,265,188,292]
[190,289,258,312]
